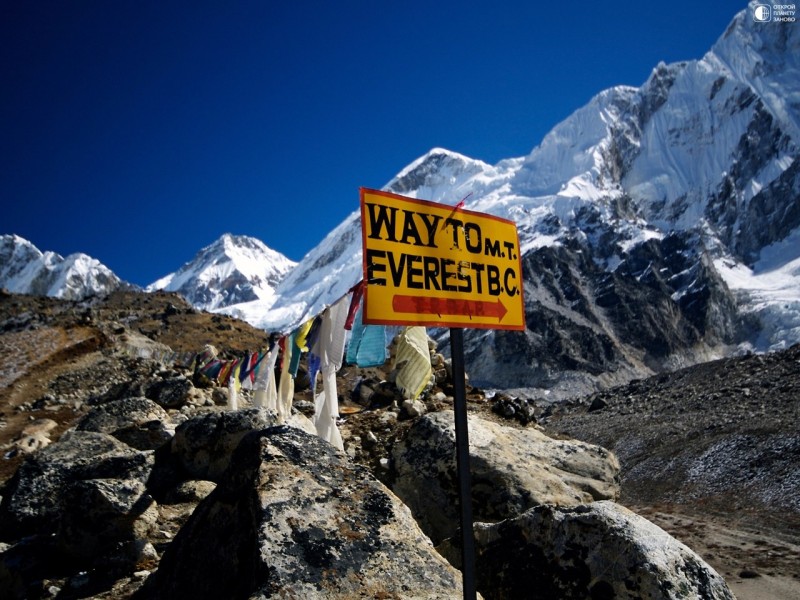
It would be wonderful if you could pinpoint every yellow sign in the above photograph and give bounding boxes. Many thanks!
[360,188,525,330]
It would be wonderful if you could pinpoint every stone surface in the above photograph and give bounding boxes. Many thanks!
[0,429,160,599]
[401,398,427,419]
[392,411,620,543]
[169,407,279,481]
[0,430,154,542]
[285,410,317,436]
[145,376,193,409]
[491,393,537,425]
[58,477,159,563]
[12,418,58,454]
[545,344,800,525]
[163,479,217,504]
[1,288,798,598]
[136,425,469,599]
[440,501,734,600]
[77,396,173,450]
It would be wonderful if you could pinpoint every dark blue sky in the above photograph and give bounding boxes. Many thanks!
[2,1,739,287]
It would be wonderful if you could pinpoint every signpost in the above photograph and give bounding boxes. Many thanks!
[360,188,525,600]
[360,188,525,330]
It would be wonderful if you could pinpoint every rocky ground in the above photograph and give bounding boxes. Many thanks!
[542,345,800,600]
[1,289,798,598]
[0,289,269,482]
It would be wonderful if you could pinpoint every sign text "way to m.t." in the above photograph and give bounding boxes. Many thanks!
[360,188,525,330]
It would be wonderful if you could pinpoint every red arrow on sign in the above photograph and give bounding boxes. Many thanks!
[392,294,508,321]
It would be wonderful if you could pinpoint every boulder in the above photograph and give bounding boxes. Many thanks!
[12,418,58,455]
[0,429,159,598]
[401,398,427,419]
[163,479,217,504]
[285,410,318,436]
[170,408,279,481]
[440,501,734,600]
[77,396,173,450]
[491,393,537,425]
[58,477,159,563]
[145,376,193,409]
[0,430,154,542]
[392,411,619,543]
[135,426,469,599]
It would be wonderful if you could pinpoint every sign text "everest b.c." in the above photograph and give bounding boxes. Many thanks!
[360,188,525,330]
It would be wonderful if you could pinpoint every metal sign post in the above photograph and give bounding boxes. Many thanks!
[449,327,476,600]
[358,187,525,600]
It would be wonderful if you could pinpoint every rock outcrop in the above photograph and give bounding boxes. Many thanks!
[136,425,470,600]
[1,290,795,598]
[392,411,620,543]
[440,501,734,600]
[0,430,158,598]
[169,407,279,481]
[76,396,173,450]
[0,430,155,542]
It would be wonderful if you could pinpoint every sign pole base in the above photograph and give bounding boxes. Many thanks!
[450,327,477,600]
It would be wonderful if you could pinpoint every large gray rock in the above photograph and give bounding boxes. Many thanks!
[77,396,173,450]
[145,375,193,409]
[442,501,734,600]
[392,411,620,543]
[0,430,159,599]
[0,430,154,542]
[57,477,159,563]
[170,407,279,480]
[136,426,469,599]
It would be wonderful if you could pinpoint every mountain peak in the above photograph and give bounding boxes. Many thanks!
[386,147,494,200]
[408,146,478,167]
[707,1,800,141]
[146,233,296,312]
[254,5,800,386]
[4,5,800,398]
[219,232,237,246]
[0,234,122,299]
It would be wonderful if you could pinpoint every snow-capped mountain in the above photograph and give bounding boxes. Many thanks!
[147,233,296,312]
[242,3,799,395]
[3,4,796,398]
[0,234,124,300]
